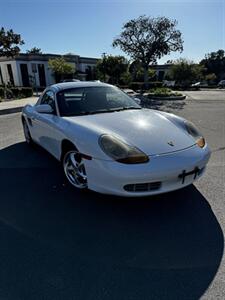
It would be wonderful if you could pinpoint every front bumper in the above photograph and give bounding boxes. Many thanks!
[84,144,211,197]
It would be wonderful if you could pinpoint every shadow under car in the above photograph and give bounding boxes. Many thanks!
[0,142,223,300]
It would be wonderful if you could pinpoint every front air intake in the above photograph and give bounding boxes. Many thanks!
[124,181,162,192]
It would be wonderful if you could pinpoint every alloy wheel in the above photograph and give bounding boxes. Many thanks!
[63,151,87,189]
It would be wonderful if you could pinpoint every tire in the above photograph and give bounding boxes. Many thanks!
[62,149,88,189]
[22,119,33,145]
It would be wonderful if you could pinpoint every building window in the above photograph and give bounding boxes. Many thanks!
[7,64,14,86]
[20,64,30,87]
[158,70,165,81]
[85,65,95,80]
[0,66,3,85]
[38,64,46,87]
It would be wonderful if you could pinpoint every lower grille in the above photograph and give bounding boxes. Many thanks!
[124,181,162,192]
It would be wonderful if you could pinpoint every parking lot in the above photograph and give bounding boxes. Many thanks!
[0,90,225,299]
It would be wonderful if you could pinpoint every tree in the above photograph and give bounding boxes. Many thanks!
[113,15,183,86]
[148,69,156,81]
[129,60,143,81]
[169,58,204,87]
[200,49,225,81]
[120,71,132,85]
[129,60,156,82]
[0,27,24,57]
[96,55,128,83]
[26,47,42,54]
[0,27,24,98]
[205,73,217,84]
[48,57,75,82]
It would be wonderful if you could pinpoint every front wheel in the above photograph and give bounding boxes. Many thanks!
[63,150,88,189]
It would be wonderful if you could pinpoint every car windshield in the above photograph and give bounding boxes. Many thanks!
[56,86,141,117]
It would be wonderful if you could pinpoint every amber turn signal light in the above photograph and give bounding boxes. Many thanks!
[196,137,205,148]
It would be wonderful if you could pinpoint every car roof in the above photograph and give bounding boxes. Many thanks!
[50,81,112,92]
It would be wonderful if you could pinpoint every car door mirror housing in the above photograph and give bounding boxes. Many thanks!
[35,104,53,114]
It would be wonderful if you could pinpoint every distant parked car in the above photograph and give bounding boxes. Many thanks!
[123,88,138,97]
[191,82,208,89]
[191,82,200,88]
[218,80,225,88]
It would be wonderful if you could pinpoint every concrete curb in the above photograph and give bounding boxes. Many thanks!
[0,106,23,116]
[146,95,186,101]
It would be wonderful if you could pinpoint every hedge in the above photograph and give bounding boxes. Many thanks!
[0,88,4,98]
[129,81,163,91]
[0,87,33,99]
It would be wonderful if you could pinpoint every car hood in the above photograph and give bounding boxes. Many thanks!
[64,109,195,156]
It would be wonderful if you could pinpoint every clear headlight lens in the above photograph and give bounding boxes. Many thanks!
[184,121,205,148]
[99,135,149,164]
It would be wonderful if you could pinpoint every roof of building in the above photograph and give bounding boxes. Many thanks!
[150,64,173,70]
[0,53,99,63]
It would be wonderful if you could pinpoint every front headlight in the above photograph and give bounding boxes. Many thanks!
[99,135,149,164]
[184,121,205,148]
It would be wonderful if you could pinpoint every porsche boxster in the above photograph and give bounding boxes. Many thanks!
[22,82,211,196]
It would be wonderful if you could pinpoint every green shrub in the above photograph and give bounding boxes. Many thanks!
[148,87,183,97]
[0,87,4,98]
[149,87,172,95]
[0,87,33,99]
[148,87,172,96]
[129,81,163,91]
[12,87,33,98]
[10,88,20,98]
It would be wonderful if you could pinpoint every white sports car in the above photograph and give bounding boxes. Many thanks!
[22,82,211,197]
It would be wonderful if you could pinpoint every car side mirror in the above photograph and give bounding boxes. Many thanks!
[133,97,141,105]
[35,104,53,114]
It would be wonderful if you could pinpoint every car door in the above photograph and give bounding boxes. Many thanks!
[33,90,63,159]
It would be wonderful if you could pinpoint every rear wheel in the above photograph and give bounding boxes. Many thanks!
[22,120,33,145]
[63,150,88,189]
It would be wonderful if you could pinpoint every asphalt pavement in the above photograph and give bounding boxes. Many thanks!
[0,90,224,300]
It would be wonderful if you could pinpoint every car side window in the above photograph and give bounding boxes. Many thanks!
[40,91,56,113]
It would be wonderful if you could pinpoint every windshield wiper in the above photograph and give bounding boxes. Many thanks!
[89,108,120,114]
[89,107,142,114]
[115,106,142,111]
[87,108,125,115]
[68,107,141,116]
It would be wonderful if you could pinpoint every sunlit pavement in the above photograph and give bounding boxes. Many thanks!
[183,89,225,101]
[0,91,224,299]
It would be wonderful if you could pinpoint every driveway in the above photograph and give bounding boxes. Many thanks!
[0,92,224,299]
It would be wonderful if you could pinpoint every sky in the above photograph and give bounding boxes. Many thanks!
[0,0,224,63]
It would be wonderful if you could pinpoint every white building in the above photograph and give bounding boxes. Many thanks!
[151,64,173,81]
[0,53,99,88]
